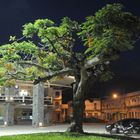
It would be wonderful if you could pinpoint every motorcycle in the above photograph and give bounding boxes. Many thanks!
[111,123,140,136]
[110,124,124,134]
[123,124,140,136]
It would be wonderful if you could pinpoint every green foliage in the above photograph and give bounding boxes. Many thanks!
[23,23,37,38]
[9,36,16,41]
[0,17,81,84]
[34,19,55,29]
[0,3,139,85]
[79,3,140,60]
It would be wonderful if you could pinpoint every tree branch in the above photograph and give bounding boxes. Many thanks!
[17,36,26,42]
[6,71,34,80]
[46,36,61,57]
[17,61,50,72]
[34,67,73,84]
[84,56,100,69]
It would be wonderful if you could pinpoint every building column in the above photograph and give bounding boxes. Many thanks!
[3,86,15,126]
[32,82,44,127]
[4,103,14,126]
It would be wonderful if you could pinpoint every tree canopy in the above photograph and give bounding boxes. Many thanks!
[0,3,140,133]
[0,3,139,86]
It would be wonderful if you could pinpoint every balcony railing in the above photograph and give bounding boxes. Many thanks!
[0,95,53,105]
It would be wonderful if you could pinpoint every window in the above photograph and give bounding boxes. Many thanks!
[106,105,108,108]
[132,112,134,118]
[55,91,60,98]
[94,103,97,110]
[132,98,136,102]
[129,112,131,118]
[135,112,138,118]
[94,113,98,117]
[87,113,92,118]
[22,112,27,116]
[138,112,140,118]
[107,113,111,120]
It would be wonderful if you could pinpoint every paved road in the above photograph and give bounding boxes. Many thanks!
[0,123,139,139]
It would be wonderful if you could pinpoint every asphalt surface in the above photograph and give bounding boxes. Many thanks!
[0,123,139,139]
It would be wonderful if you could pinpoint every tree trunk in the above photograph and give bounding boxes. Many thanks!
[67,68,88,133]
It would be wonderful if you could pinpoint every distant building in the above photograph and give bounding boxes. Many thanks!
[125,91,140,119]
[85,99,101,118]
[100,91,140,122]
[67,91,140,122]
[101,96,126,121]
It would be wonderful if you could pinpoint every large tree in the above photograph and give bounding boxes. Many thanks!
[0,4,140,133]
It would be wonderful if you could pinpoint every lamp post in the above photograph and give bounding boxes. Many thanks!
[112,93,119,121]
[112,91,127,121]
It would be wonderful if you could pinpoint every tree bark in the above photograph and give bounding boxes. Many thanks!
[67,68,88,133]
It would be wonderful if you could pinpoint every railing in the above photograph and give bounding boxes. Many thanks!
[125,102,140,107]
[0,95,53,105]
[44,97,52,105]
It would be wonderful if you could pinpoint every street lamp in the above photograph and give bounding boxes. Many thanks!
[112,93,118,99]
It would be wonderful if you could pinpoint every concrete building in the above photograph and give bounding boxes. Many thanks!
[0,80,70,126]
[125,91,140,119]
[101,96,126,121]
[66,99,102,122]
[101,91,140,122]
[0,78,140,126]
[85,99,101,118]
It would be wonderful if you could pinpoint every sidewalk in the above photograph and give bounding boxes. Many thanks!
[0,124,139,139]
[0,124,67,136]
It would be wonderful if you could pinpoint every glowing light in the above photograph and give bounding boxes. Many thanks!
[19,90,28,96]
[5,97,8,101]
[15,85,19,89]
[10,97,14,101]
[39,122,43,127]
[113,93,118,99]
[68,76,75,79]
[4,121,7,126]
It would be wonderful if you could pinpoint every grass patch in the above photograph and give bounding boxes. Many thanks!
[0,132,136,140]
[0,132,118,140]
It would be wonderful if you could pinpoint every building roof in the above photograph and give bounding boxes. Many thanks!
[16,76,74,88]
[125,91,140,97]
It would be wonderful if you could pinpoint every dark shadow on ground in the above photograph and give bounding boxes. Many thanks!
[57,132,138,140]
[84,132,138,140]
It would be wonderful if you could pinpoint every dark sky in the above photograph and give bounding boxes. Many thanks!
[0,0,140,98]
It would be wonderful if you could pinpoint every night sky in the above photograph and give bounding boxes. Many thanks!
[0,0,140,99]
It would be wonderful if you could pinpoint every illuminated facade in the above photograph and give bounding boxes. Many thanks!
[0,79,140,126]
[84,99,101,118]
[67,91,140,122]
[0,80,69,126]
[101,96,126,121]
[101,92,140,122]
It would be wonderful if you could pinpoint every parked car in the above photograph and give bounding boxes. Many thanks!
[105,118,140,135]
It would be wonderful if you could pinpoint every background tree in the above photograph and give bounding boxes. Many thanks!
[0,4,140,133]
